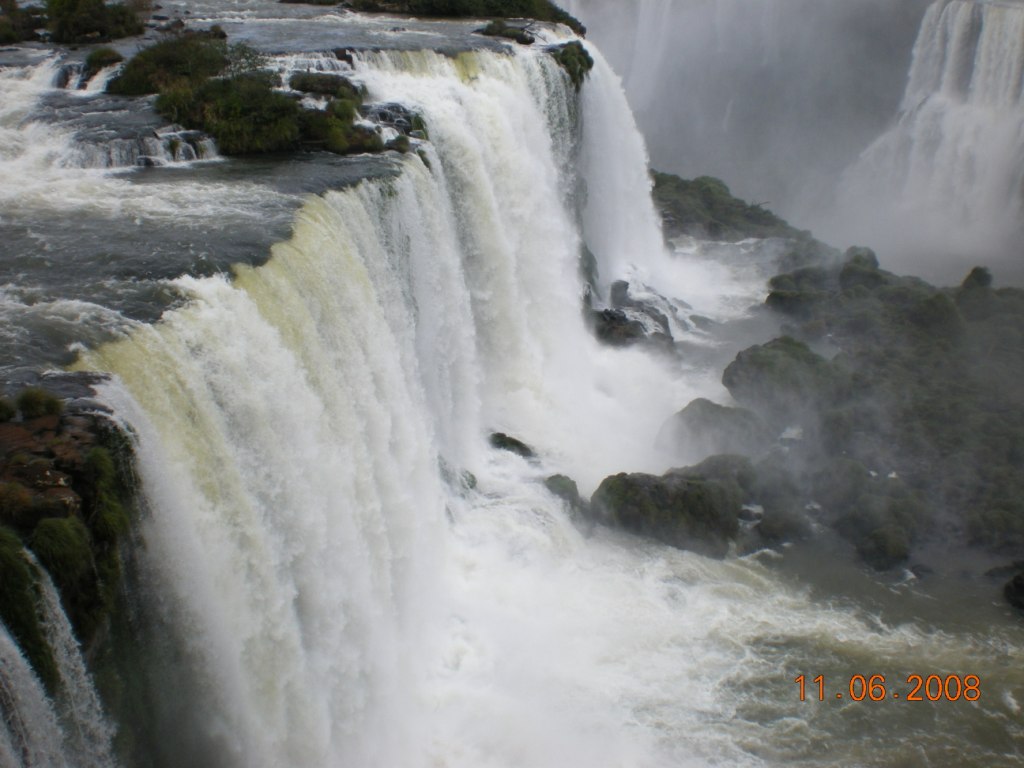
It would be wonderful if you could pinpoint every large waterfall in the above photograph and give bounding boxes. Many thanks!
[828,0,1024,281]
[3,5,1024,767]
[562,0,931,225]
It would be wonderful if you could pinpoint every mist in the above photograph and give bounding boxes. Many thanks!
[564,0,1024,286]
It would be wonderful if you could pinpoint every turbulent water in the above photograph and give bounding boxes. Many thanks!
[1,2,1023,767]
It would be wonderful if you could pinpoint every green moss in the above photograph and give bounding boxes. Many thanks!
[84,46,124,78]
[0,397,15,422]
[289,72,361,98]
[0,527,58,692]
[83,447,129,544]
[157,73,302,155]
[30,517,93,589]
[478,19,535,44]
[651,171,805,241]
[15,387,64,419]
[591,471,740,558]
[550,40,593,90]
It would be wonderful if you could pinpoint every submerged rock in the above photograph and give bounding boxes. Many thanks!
[489,432,535,458]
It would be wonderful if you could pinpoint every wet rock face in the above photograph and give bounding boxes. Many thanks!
[590,470,741,558]
[658,398,774,461]
[0,385,135,688]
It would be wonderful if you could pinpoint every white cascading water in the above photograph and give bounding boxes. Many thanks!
[0,558,114,768]
[75,44,728,767]
[562,0,929,225]
[0,623,68,768]
[32,563,116,768]
[4,19,1020,767]
[830,0,1024,280]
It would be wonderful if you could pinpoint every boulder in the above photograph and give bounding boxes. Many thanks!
[544,474,587,517]
[489,432,534,459]
[1004,571,1024,609]
[722,336,839,424]
[658,398,773,459]
[590,470,741,558]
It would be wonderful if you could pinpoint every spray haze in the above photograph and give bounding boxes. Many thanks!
[566,0,1024,284]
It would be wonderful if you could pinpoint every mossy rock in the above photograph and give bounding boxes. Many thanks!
[288,72,361,98]
[158,73,302,155]
[660,398,773,459]
[30,516,94,591]
[544,474,587,516]
[84,46,123,78]
[550,41,593,90]
[108,33,229,96]
[478,20,535,44]
[15,387,64,419]
[590,471,741,558]
[0,397,15,422]
[722,336,840,423]
[651,171,803,241]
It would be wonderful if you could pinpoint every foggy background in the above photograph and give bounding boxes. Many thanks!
[564,0,1024,285]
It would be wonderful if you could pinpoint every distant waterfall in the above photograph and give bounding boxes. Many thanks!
[830,0,1024,280]
[76,45,691,768]
[563,0,930,223]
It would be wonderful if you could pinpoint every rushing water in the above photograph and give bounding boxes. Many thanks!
[1,2,1023,766]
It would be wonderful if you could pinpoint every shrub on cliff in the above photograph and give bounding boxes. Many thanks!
[84,46,124,78]
[15,387,64,419]
[651,171,802,241]
[550,40,593,90]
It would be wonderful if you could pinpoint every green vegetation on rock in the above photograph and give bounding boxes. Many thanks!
[550,40,593,90]
[0,398,15,422]
[107,32,230,96]
[109,33,397,157]
[651,171,802,241]
[727,249,1024,569]
[590,470,741,558]
[84,46,124,78]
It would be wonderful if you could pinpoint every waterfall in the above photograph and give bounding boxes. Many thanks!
[829,0,1024,281]
[563,0,931,224]
[0,623,68,768]
[33,563,117,768]
[71,43,722,767]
